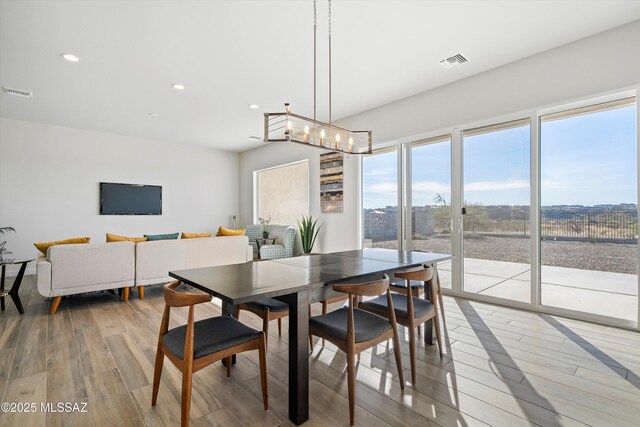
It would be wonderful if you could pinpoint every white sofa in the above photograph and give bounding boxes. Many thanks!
[36,235,252,313]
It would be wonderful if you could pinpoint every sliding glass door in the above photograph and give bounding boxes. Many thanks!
[461,120,531,303]
[361,93,638,328]
[540,98,638,322]
[410,136,452,289]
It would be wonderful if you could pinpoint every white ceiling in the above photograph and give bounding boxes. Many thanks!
[1,1,640,152]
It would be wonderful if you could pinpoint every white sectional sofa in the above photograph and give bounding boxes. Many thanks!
[36,235,252,313]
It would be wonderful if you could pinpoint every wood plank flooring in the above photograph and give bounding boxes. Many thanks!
[0,276,639,426]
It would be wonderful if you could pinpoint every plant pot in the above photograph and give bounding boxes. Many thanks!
[263,231,269,239]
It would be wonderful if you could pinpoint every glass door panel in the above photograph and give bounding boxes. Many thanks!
[462,120,531,303]
[540,98,637,322]
[411,136,452,288]
[362,149,399,249]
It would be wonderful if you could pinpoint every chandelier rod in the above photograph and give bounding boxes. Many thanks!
[313,0,317,122]
[328,0,332,125]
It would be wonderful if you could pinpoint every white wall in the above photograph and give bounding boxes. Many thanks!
[240,21,640,252]
[239,142,359,254]
[0,118,239,274]
[338,20,640,144]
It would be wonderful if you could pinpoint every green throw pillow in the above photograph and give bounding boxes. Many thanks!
[144,232,179,241]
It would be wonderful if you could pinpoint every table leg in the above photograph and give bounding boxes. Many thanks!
[9,262,28,315]
[221,300,237,366]
[424,276,434,345]
[1,265,5,311]
[279,290,309,425]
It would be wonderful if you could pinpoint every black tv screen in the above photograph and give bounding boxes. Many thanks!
[100,182,162,215]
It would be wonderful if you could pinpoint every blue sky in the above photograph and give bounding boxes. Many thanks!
[363,104,637,209]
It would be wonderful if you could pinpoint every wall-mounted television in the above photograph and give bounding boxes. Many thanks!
[100,182,162,215]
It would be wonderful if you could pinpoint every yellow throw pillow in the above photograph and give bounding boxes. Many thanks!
[181,232,212,239]
[106,233,147,243]
[34,237,91,256]
[216,226,246,237]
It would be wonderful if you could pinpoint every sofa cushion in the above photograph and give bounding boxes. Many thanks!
[181,232,212,239]
[144,233,179,241]
[216,226,246,237]
[34,237,90,256]
[107,233,147,243]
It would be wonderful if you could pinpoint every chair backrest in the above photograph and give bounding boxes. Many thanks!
[163,281,212,307]
[159,281,212,362]
[333,275,390,296]
[394,265,433,282]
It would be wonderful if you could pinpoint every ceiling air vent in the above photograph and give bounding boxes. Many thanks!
[249,136,262,141]
[2,86,33,99]
[439,53,468,70]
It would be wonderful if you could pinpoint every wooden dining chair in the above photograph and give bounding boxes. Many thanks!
[389,264,446,327]
[235,298,289,347]
[359,266,443,384]
[309,274,404,425]
[309,294,350,351]
[152,281,268,426]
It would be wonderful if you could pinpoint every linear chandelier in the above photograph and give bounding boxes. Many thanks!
[263,0,372,155]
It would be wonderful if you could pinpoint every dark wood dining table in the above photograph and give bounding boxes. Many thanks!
[169,248,452,425]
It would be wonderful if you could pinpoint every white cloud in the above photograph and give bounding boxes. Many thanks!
[365,168,394,177]
[464,179,528,192]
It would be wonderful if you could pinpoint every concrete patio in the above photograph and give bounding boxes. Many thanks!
[436,259,638,322]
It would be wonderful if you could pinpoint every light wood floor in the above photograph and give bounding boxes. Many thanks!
[1,276,639,426]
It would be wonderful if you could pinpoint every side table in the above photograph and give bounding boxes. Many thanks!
[0,259,34,315]
[255,238,276,259]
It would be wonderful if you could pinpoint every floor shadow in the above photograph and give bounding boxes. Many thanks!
[456,299,563,425]
[540,314,640,390]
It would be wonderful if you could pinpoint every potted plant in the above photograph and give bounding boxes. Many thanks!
[258,216,271,239]
[298,215,322,254]
[0,227,15,261]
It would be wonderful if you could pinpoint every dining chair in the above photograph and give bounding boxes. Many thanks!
[309,294,349,351]
[236,298,289,347]
[152,281,268,426]
[309,274,404,425]
[389,264,446,327]
[359,266,443,384]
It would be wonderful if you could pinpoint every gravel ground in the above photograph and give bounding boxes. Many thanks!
[373,235,638,275]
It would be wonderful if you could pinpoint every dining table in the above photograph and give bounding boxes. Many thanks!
[169,248,452,425]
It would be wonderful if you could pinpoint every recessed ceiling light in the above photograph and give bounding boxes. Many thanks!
[148,112,160,117]
[248,104,259,109]
[60,53,81,62]
[172,84,185,90]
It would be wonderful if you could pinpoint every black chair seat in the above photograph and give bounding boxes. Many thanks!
[245,298,289,312]
[360,293,434,319]
[164,315,260,359]
[309,307,391,343]
[390,280,425,290]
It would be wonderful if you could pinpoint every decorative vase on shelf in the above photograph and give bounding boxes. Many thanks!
[263,231,269,239]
